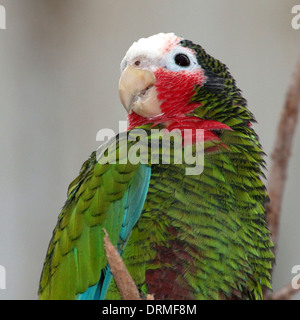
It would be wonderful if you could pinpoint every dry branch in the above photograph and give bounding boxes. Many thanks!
[265,55,300,250]
[265,282,300,300]
[103,228,142,300]
[264,55,300,299]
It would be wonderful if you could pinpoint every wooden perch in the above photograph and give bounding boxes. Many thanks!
[103,229,154,300]
[264,55,300,299]
[265,282,300,300]
[266,55,300,251]
[103,228,142,300]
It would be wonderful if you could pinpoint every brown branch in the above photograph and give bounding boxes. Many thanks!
[265,281,300,300]
[263,55,300,299]
[266,55,300,251]
[103,228,142,300]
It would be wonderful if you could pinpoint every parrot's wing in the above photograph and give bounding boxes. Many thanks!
[38,138,151,299]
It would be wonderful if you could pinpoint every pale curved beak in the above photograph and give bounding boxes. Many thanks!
[118,66,161,117]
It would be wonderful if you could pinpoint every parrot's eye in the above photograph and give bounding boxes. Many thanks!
[174,54,190,67]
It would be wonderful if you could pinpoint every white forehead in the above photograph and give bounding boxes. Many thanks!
[120,33,182,71]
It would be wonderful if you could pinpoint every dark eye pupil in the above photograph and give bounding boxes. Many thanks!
[174,54,190,67]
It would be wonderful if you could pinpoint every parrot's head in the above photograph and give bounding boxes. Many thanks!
[119,33,254,138]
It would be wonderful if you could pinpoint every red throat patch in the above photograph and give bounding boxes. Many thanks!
[127,67,231,146]
[128,67,205,128]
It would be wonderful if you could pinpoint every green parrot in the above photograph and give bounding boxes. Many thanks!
[39,33,274,300]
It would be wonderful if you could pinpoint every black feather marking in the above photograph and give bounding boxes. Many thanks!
[203,70,225,92]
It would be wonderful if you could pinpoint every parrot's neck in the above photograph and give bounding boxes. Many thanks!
[127,111,231,146]
[127,107,197,130]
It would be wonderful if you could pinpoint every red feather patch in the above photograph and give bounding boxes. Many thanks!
[127,67,231,147]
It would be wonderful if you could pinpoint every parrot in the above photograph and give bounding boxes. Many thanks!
[38,33,274,300]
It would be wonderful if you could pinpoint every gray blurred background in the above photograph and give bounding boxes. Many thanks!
[0,0,299,300]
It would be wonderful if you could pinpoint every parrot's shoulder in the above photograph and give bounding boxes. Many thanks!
[67,151,98,202]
